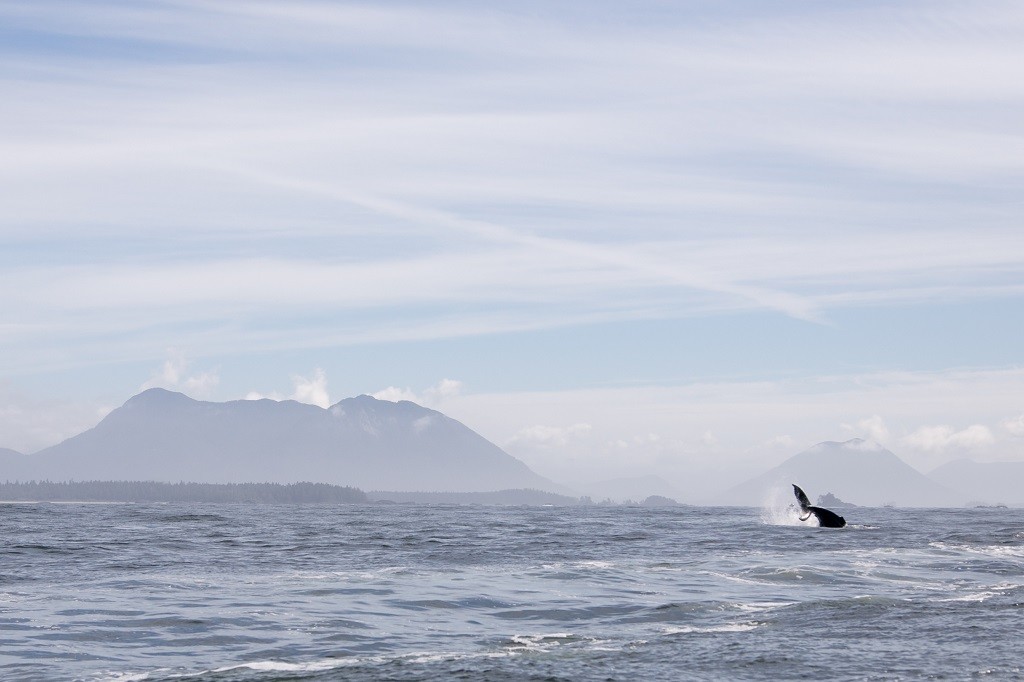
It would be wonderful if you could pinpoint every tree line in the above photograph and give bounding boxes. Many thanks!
[0,480,367,503]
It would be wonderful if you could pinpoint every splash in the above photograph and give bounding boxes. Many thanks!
[759,486,816,526]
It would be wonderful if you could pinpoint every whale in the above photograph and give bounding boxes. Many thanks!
[792,484,846,528]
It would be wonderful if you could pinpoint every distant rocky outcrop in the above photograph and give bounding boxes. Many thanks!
[724,438,958,507]
[817,492,858,509]
[3,389,559,493]
[640,494,680,507]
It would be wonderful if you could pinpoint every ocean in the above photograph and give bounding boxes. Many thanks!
[2,501,1022,681]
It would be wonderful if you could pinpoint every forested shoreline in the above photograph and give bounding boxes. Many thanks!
[0,480,367,503]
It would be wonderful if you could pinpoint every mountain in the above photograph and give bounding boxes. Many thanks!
[0,446,37,483]
[724,438,958,507]
[0,448,33,482]
[8,388,558,493]
[928,460,1024,506]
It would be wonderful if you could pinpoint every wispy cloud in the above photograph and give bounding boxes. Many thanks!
[290,368,330,408]
[1003,414,1024,438]
[506,423,593,450]
[246,368,332,408]
[842,415,891,445]
[902,424,995,454]
[0,382,112,454]
[140,348,220,397]
[373,379,463,407]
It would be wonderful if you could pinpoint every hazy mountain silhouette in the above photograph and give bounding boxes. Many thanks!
[724,438,958,507]
[0,448,31,482]
[929,460,1024,506]
[10,388,558,492]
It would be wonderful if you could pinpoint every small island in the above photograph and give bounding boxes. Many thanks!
[817,492,859,509]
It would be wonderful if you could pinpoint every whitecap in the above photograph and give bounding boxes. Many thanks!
[929,542,1024,558]
[95,672,157,682]
[932,591,1000,603]
[733,600,795,613]
[663,622,761,635]
[212,659,357,674]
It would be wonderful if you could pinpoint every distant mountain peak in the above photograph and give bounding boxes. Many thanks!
[124,387,195,407]
[809,438,884,453]
[725,438,955,507]
[335,394,417,409]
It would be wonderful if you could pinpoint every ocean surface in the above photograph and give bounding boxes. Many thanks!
[2,501,1023,681]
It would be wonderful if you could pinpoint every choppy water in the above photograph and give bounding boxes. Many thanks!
[2,501,1023,681]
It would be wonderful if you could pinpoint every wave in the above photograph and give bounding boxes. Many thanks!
[663,622,762,635]
[929,541,1024,558]
[100,633,618,681]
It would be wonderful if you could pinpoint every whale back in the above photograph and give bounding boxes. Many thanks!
[810,506,846,528]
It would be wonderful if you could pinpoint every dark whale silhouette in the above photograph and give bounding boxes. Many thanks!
[792,484,846,528]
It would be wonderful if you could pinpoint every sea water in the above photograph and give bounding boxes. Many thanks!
[2,502,1022,680]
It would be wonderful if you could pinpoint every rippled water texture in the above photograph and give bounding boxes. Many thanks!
[2,503,1023,680]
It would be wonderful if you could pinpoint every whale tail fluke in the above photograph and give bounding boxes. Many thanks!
[792,483,847,528]
[792,484,811,510]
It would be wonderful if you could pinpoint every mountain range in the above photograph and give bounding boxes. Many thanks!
[1,388,557,493]
[3,391,1022,506]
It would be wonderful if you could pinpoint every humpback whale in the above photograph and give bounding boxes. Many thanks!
[792,484,846,528]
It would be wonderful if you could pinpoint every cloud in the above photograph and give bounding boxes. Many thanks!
[1002,414,1024,437]
[184,371,220,395]
[140,349,219,398]
[842,415,890,444]
[765,435,796,449]
[245,391,282,401]
[0,383,108,454]
[506,423,593,450]
[290,368,330,408]
[844,438,885,452]
[425,378,463,402]
[372,386,419,403]
[372,379,463,406]
[901,424,995,453]
[141,349,188,388]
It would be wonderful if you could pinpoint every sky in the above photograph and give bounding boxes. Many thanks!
[1,0,1023,495]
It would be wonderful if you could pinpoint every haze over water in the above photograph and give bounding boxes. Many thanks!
[3,502,1022,680]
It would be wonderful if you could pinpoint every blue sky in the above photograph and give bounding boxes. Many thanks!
[2,1,1023,491]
